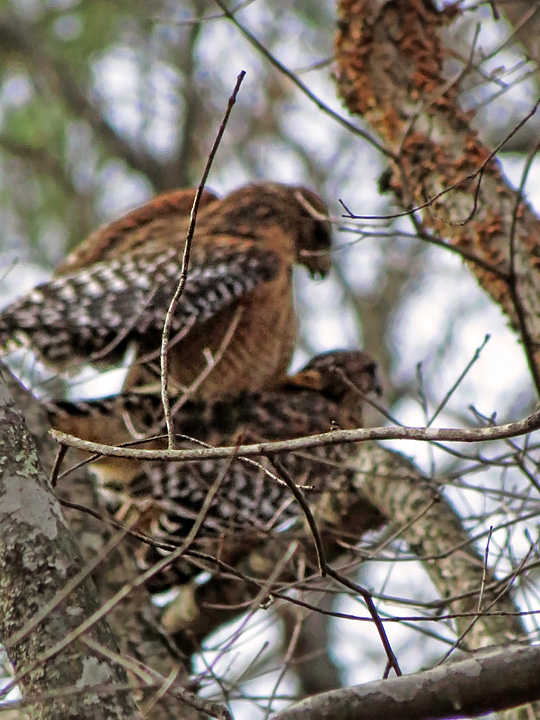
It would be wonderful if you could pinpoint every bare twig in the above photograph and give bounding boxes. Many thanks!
[325,566,402,678]
[339,96,540,223]
[160,70,246,447]
[81,636,231,720]
[50,409,540,464]
[212,0,393,158]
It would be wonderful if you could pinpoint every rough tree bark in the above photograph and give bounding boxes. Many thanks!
[0,367,208,720]
[273,643,540,720]
[335,0,540,395]
[0,367,140,720]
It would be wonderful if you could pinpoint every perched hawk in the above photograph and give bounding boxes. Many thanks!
[0,183,331,398]
[49,350,381,589]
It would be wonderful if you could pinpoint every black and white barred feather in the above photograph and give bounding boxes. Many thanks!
[0,243,278,367]
[48,350,382,589]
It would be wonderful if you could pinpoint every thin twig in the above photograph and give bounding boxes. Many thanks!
[4,523,134,649]
[160,70,246,447]
[50,409,540,464]
[50,444,68,487]
[506,134,540,398]
[325,566,402,677]
[270,458,327,576]
[477,527,493,615]
[437,538,537,664]
[339,96,540,222]
[169,305,244,415]
[81,636,231,720]
[1,452,238,699]
[428,334,490,426]
[212,0,393,158]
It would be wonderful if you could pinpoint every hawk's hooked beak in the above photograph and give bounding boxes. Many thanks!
[301,249,332,279]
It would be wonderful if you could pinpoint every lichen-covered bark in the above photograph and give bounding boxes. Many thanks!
[1,368,204,720]
[273,644,540,720]
[0,368,140,720]
[0,371,528,718]
[335,0,540,392]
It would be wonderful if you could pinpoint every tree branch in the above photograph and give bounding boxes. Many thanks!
[335,0,540,396]
[50,408,540,464]
[0,366,140,720]
[1,366,208,720]
[273,644,540,720]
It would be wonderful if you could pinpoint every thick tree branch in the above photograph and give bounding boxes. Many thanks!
[272,644,540,720]
[356,445,524,649]
[0,367,140,720]
[163,441,524,664]
[1,367,207,720]
[335,0,540,395]
[334,3,540,717]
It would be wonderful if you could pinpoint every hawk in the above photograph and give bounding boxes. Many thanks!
[0,183,331,398]
[48,350,381,589]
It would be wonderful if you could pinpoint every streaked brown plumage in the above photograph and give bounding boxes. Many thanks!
[0,183,332,398]
[48,350,381,589]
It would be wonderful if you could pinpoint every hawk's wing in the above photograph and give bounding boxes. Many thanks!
[0,242,280,368]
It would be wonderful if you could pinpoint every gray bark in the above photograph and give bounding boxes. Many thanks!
[0,366,140,719]
[273,643,540,720]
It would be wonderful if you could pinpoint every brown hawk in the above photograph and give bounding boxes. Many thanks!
[0,183,331,398]
[48,349,381,589]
